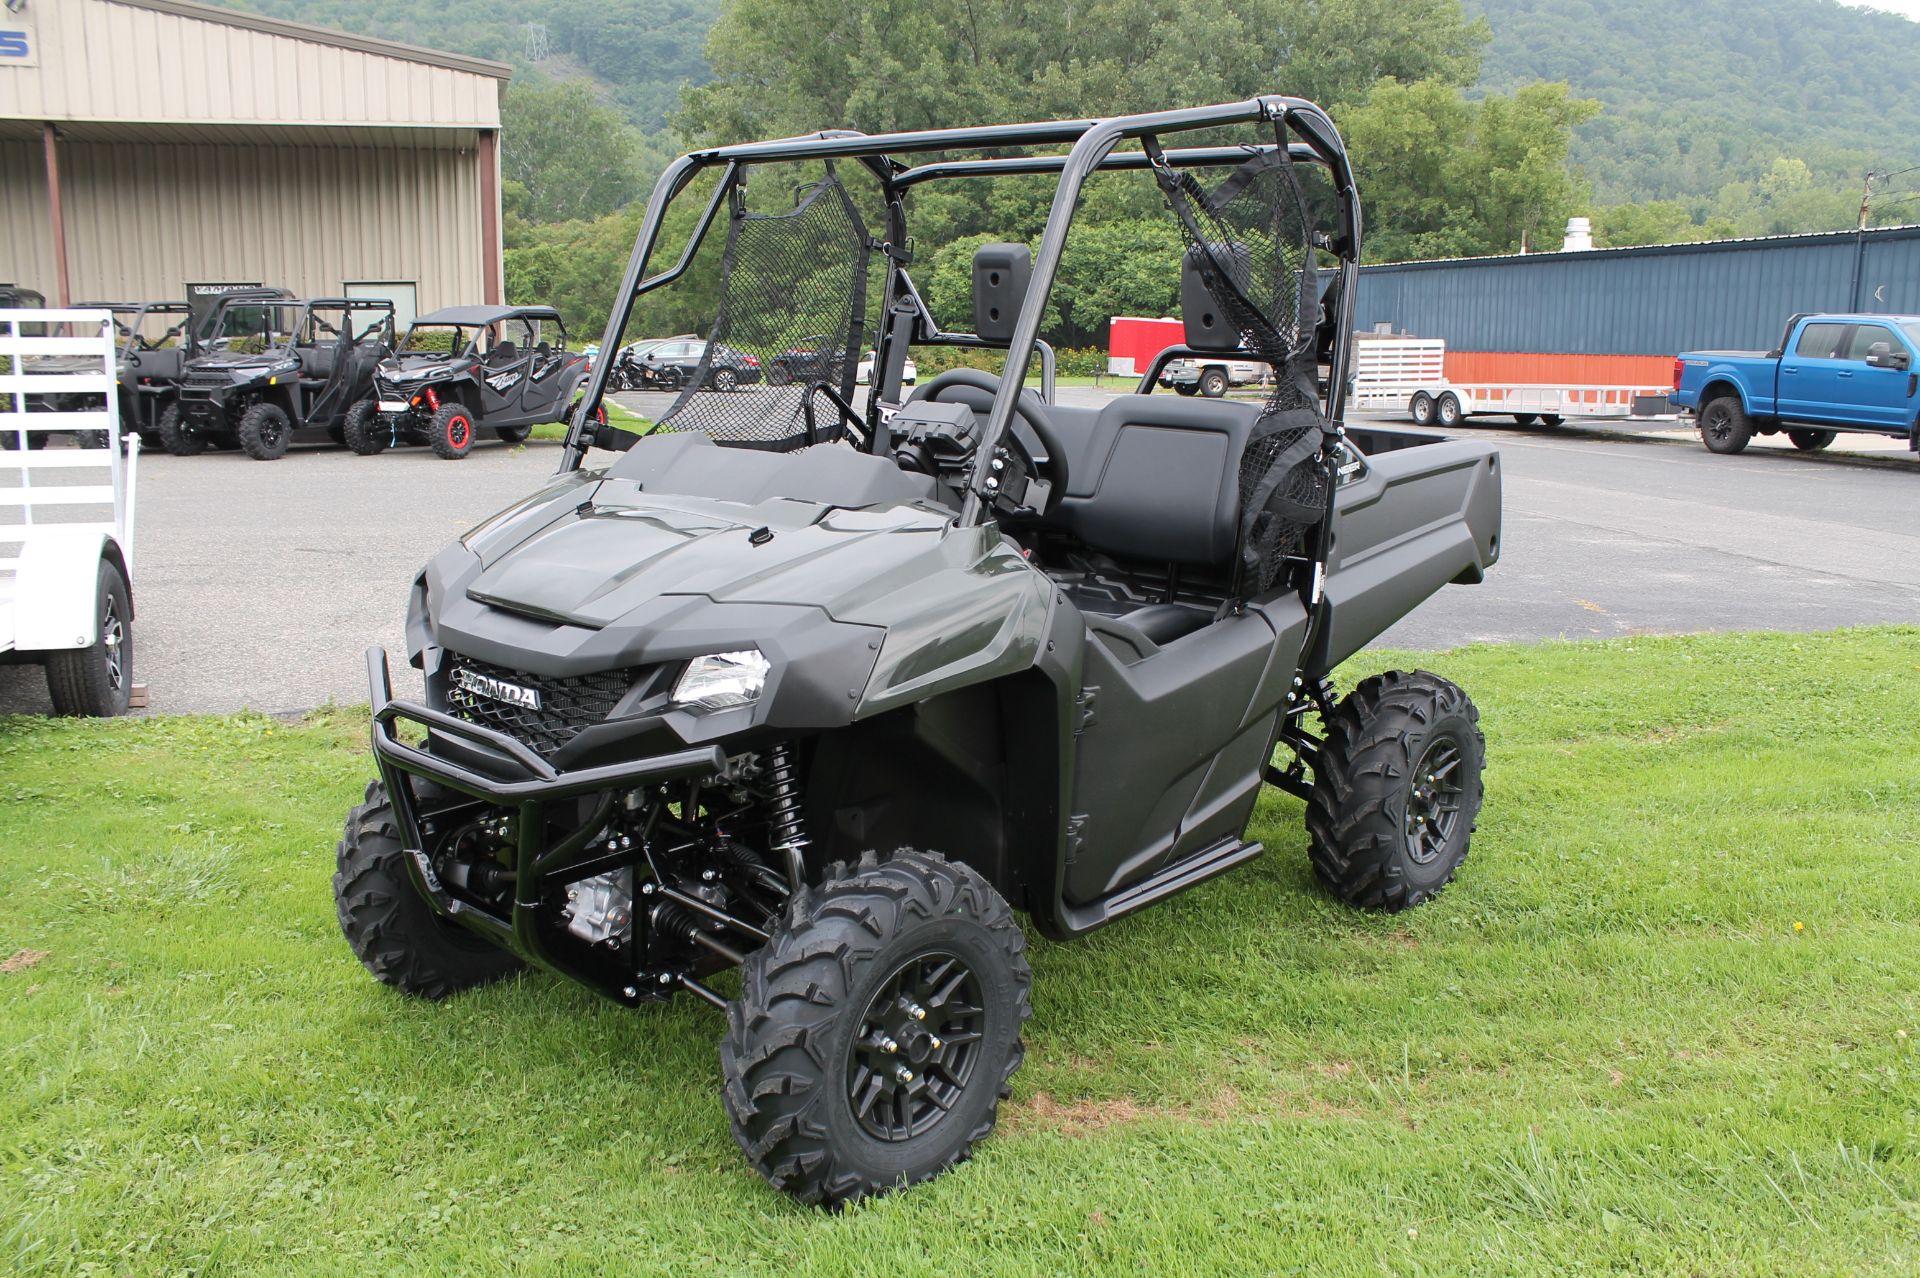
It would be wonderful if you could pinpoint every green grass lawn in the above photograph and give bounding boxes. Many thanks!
[527,399,650,443]
[3,629,1916,1274]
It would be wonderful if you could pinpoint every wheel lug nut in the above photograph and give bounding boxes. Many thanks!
[905,1002,926,1021]
[894,1067,914,1084]
[879,1036,898,1054]
[929,1036,942,1050]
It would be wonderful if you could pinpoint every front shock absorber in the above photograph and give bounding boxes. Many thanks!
[764,742,808,890]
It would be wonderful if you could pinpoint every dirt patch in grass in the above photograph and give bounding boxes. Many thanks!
[1006,1084,1372,1136]
[1005,1087,1245,1135]
[1,948,48,973]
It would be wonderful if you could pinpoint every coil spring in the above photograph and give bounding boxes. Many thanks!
[765,742,808,860]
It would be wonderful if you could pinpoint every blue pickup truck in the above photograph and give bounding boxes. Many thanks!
[1671,313,1920,456]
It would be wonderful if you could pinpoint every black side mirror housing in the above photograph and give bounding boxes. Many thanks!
[971,244,1031,343]
[1181,242,1253,352]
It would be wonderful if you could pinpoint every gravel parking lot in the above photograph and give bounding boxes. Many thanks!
[4,390,1917,715]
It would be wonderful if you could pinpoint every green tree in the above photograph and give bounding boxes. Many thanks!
[1593,201,1731,248]
[680,0,1488,145]
[502,81,646,224]
[1338,78,1596,261]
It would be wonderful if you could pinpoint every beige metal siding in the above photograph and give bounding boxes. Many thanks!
[0,0,502,130]
[53,138,484,310]
[0,139,54,293]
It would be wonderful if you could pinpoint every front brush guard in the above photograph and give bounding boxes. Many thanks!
[365,646,734,1007]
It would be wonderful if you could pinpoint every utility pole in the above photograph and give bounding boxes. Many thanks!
[1849,170,1876,312]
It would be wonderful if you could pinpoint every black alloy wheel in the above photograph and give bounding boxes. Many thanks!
[845,952,986,1142]
[1403,732,1468,866]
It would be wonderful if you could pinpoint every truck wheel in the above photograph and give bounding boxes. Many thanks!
[494,425,532,444]
[428,402,476,460]
[1788,429,1835,452]
[721,849,1031,1209]
[45,558,133,718]
[1199,367,1229,398]
[1512,413,1539,426]
[1436,393,1463,427]
[1540,414,1565,427]
[334,779,524,999]
[156,403,203,457]
[341,399,387,455]
[1409,393,1435,426]
[1698,397,1752,454]
[1305,670,1485,912]
[1173,381,1199,397]
[236,403,292,460]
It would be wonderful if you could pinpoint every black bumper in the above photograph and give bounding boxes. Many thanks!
[365,645,728,1004]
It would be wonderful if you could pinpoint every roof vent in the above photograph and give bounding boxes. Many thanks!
[1562,217,1594,252]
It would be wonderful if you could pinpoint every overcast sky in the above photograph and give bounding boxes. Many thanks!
[1851,0,1920,19]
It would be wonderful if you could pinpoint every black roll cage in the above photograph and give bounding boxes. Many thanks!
[201,296,396,354]
[562,96,1363,530]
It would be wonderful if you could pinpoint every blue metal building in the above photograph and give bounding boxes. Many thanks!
[1354,224,1920,356]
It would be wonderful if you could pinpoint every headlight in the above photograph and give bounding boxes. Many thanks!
[671,649,770,713]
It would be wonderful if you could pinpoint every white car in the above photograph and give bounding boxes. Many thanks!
[855,350,916,386]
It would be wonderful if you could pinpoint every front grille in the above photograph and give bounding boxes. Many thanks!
[444,655,636,757]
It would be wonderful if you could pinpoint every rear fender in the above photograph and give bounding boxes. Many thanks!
[11,532,121,651]
[1698,374,1753,415]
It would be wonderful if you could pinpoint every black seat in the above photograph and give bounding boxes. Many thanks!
[298,344,338,379]
[488,340,519,366]
[1050,394,1257,568]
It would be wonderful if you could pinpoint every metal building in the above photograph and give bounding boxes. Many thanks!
[0,0,510,325]
[1354,224,1920,386]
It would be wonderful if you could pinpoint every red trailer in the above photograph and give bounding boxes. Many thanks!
[1106,315,1184,376]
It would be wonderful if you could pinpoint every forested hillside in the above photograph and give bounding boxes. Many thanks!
[206,0,718,126]
[194,0,1920,325]
[1471,0,1920,203]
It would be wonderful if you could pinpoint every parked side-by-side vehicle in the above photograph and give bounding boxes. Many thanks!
[170,295,394,460]
[1673,312,1920,454]
[332,96,1502,1209]
[347,305,595,460]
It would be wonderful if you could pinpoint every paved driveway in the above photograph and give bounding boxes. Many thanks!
[3,398,1915,715]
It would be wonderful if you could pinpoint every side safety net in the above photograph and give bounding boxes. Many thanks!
[653,166,871,452]
[1151,141,1335,595]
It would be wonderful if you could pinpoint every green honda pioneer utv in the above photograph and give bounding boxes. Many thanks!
[335,96,1501,1207]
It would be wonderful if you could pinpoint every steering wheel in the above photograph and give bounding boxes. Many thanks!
[906,368,1070,510]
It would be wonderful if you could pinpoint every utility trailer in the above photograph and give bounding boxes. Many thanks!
[0,309,140,716]
[1347,333,1673,428]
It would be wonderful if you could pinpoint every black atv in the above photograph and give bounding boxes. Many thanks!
[336,97,1503,1208]
[345,305,596,460]
[170,296,394,460]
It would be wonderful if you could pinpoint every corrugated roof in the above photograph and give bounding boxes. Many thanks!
[1,0,506,131]
[1361,223,1920,273]
[107,0,512,80]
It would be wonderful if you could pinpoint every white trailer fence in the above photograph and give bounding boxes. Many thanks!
[1,308,140,661]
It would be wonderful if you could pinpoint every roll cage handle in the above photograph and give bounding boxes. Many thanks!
[801,381,867,448]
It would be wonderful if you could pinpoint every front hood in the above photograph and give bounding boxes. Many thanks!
[465,478,961,627]
[189,352,291,377]
[381,353,469,381]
